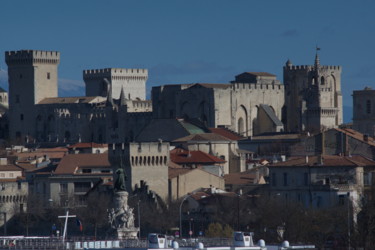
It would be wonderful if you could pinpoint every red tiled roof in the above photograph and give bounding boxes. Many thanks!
[55,153,110,174]
[209,128,244,140]
[16,148,67,160]
[0,164,23,172]
[68,142,108,149]
[270,155,375,168]
[170,148,226,165]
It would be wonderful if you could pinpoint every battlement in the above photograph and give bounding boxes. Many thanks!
[83,68,148,80]
[231,82,284,91]
[5,50,60,65]
[284,65,341,71]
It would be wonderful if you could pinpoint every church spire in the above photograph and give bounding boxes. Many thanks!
[315,46,321,67]
[119,86,127,106]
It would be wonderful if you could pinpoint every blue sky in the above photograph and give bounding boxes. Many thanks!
[1,0,375,122]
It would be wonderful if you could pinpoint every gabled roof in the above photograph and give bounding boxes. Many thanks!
[173,133,231,142]
[170,148,225,165]
[168,166,223,179]
[209,128,245,141]
[335,128,375,146]
[55,153,110,175]
[224,170,257,185]
[68,142,108,149]
[0,164,23,172]
[270,155,375,168]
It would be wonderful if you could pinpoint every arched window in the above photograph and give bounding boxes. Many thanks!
[320,76,325,85]
[367,100,371,114]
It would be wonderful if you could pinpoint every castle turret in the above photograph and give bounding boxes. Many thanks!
[5,50,60,143]
[283,52,342,133]
[83,68,148,100]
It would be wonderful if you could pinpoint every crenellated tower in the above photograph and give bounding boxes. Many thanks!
[83,68,148,100]
[5,50,60,142]
[283,52,342,133]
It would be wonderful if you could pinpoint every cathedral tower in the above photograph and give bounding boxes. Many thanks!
[283,52,342,133]
[5,50,60,142]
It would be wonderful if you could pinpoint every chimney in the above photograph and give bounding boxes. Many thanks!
[364,134,369,142]
[318,155,324,165]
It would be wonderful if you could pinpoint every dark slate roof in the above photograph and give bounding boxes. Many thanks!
[259,104,283,126]
[170,148,226,165]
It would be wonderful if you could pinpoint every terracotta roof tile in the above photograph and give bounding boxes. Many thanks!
[209,128,244,141]
[170,148,225,165]
[224,171,257,185]
[55,153,110,175]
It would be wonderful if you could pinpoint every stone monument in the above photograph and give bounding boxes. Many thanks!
[108,168,139,239]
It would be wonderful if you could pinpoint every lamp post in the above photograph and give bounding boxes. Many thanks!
[237,189,242,231]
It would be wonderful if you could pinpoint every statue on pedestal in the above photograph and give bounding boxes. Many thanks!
[108,167,139,239]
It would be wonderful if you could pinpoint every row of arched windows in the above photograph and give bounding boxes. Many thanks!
[131,156,168,166]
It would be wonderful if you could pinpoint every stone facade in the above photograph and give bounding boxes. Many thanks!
[84,68,147,100]
[5,50,150,144]
[6,50,60,143]
[109,142,170,201]
[353,87,375,136]
[283,54,343,133]
[152,74,285,137]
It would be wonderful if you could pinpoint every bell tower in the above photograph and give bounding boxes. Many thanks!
[283,50,342,133]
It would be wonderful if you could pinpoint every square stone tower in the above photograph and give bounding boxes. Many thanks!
[5,50,60,143]
[283,53,342,133]
[83,68,148,100]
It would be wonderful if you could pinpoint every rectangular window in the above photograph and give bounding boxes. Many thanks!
[20,114,24,121]
[0,173,5,178]
[283,173,288,186]
[9,173,14,178]
[47,72,51,79]
[18,182,21,190]
[60,183,68,194]
[272,173,277,186]
[82,169,92,173]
